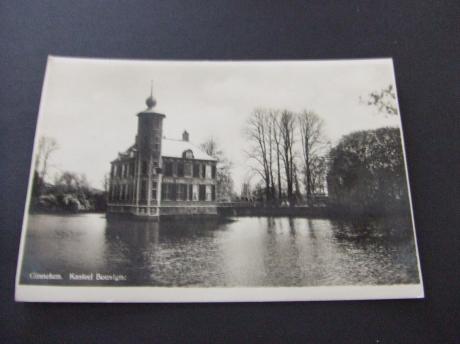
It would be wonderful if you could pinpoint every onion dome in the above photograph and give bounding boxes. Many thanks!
[145,81,157,109]
[146,94,156,109]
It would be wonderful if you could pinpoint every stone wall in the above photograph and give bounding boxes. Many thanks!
[108,202,217,218]
[159,204,218,216]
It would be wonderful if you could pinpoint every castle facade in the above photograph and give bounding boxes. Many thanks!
[107,90,218,219]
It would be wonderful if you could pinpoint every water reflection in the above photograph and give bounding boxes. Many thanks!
[20,213,419,286]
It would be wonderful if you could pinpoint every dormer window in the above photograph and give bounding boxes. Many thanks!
[182,149,194,159]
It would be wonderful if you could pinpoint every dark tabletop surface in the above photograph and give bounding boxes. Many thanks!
[0,1,458,342]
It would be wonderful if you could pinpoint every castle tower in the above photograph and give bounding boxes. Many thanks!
[134,83,165,216]
[107,82,218,219]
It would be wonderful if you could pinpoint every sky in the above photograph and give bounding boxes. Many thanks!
[35,57,401,192]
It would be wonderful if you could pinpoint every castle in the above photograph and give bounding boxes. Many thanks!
[107,87,218,219]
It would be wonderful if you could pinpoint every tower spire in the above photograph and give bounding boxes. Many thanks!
[146,80,157,109]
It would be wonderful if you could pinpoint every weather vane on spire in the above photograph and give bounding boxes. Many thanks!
[146,80,157,109]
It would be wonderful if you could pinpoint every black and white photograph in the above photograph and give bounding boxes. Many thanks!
[15,57,423,302]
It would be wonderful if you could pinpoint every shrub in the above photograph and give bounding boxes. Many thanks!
[327,127,410,215]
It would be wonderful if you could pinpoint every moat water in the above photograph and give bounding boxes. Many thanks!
[20,213,420,286]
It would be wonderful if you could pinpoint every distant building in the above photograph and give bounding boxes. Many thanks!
[107,88,217,219]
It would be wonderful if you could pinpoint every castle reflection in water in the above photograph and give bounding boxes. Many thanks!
[20,213,421,287]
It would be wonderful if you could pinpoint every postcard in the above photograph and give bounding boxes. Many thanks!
[15,57,423,302]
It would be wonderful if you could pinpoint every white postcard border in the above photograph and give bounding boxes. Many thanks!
[16,284,424,303]
[15,56,425,303]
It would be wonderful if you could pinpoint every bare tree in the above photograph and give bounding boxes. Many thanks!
[267,118,276,198]
[245,108,276,201]
[200,137,234,201]
[293,163,302,200]
[279,110,296,202]
[270,110,283,200]
[309,155,327,195]
[362,84,398,116]
[35,136,59,182]
[298,111,325,200]
[200,137,220,158]
[240,175,254,202]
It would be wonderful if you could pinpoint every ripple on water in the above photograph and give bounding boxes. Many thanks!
[20,214,420,286]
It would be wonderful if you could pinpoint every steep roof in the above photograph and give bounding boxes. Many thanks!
[112,138,217,163]
[161,138,217,161]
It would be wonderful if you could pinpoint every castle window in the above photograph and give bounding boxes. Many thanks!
[193,184,199,201]
[184,162,192,177]
[111,184,116,201]
[201,164,206,179]
[177,184,187,201]
[161,183,168,200]
[206,185,212,201]
[205,165,212,179]
[182,150,194,159]
[211,185,216,201]
[140,180,147,202]
[177,161,184,177]
[152,161,159,175]
[169,183,177,200]
[141,134,149,147]
[116,185,119,202]
[124,184,128,201]
[141,161,148,176]
[193,163,200,178]
[199,185,206,201]
[212,165,216,179]
[188,184,193,200]
[152,182,157,201]
[162,183,177,201]
[164,161,173,176]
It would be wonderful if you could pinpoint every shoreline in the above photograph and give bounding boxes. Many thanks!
[29,206,411,223]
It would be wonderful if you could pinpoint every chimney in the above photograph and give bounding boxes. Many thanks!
[182,130,189,142]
